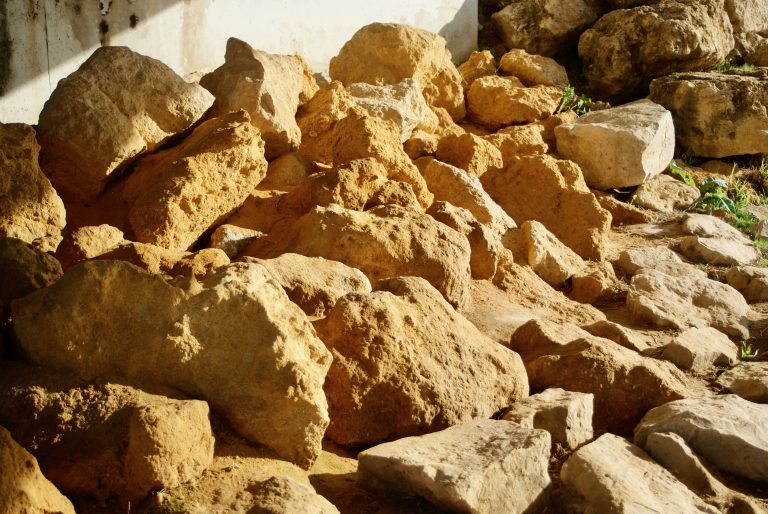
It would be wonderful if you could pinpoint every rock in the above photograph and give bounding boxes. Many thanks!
[0,123,66,253]
[509,318,592,363]
[404,130,440,159]
[37,46,214,200]
[315,277,528,445]
[484,124,550,162]
[203,476,340,514]
[0,362,214,503]
[650,70,768,157]
[492,0,603,57]
[635,395,768,482]
[661,327,739,372]
[468,77,563,129]
[259,152,318,192]
[726,0,768,58]
[457,50,497,90]
[245,253,372,318]
[554,100,675,190]
[499,49,569,88]
[569,263,621,305]
[481,154,612,260]
[346,79,439,142]
[209,224,264,259]
[726,266,768,302]
[627,269,750,339]
[579,0,735,101]
[97,241,186,276]
[200,39,317,160]
[245,204,472,308]
[614,245,690,277]
[123,110,268,251]
[632,175,700,212]
[526,337,689,433]
[170,248,230,278]
[560,433,720,514]
[502,388,594,449]
[0,425,76,514]
[745,35,768,66]
[679,235,759,266]
[0,238,62,303]
[581,320,651,353]
[682,212,749,238]
[716,363,768,403]
[435,132,504,177]
[329,23,465,120]
[11,260,332,468]
[594,191,655,226]
[420,158,516,237]
[518,220,586,287]
[358,419,551,514]
[55,225,124,269]
[365,179,423,211]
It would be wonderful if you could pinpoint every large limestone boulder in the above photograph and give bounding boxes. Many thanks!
[315,277,528,445]
[245,204,472,308]
[0,238,62,304]
[554,100,675,189]
[0,123,66,253]
[492,0,603,57]
[561,434,720,514]
[123,110,268,251]
[0,426,76,514]
[329,23,465,120]
[37,46,214,200]
[0,362,214,503]
[481,154,612,260]
[635,395,768,482]
[11,260,332,468]
[467,77,562,129]
[579,0,735,100]
[650,70,768,158]
[199,38,318,160]
[358,419,551,514]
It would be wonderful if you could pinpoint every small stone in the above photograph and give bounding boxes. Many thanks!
[499,48,569,88]
[458,50,497,90]
[468,77,562,129]
[581,319,651,354]
[0,238,63,304]
[435,132,504,177]
[633,175,700,213]
[679,236,759,266]
[716,363,768,403]
[661,327,739,372]
[209,224,264,259]
[55,225,124,269]
[519,220,586,286]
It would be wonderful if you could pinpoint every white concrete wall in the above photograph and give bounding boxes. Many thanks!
[0,0,477,124]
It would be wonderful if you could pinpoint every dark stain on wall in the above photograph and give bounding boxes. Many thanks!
[130,13,139,28]
[99,19,110,45]
[0,1,11,97]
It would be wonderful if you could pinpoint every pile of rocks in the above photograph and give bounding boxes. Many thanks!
[1,14,767,514]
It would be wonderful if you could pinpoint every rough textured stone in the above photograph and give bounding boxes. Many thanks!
[245,253,371,318]
[468,77,562,129]
[581,320,651,354]
[661,327,739,371]
[170,248,230,279]
[358,419,551,514]
[198,476,340,514]
[569,262,623,305]
[209,224,264,259]
[509,318,592,363]
[482,154,612,260]
[584,0,734,99]
[37,46,214,200]
[650,70,768,158]
[628,269,750,339]
[726,266,768,302]
[635,395,768,482]
[614,246,691,277]
[716,363,768,403]
[458,50,497,90]
[484,124,549,162]
[502,388,594,449]
[0,123,66,253]
[0,238,62,304]
[679,235,759,266]
[200,38,318,159]
[123,110,268,251]
[499,49,569,88]
[96,241,186,276]
[492,0,603,57]
[0,362,214,503]
[561,434,719,514]
[555,100,675,189]
[245,204,472,308]
[633,175,700,213]
[329,23,465,120]
[0,425,76,514]
[315,277,528,445]
[726,0,768,58]
[11,260,332,468]
[683,212,747,239]
[55,224,124,269]
[259,152,318,192]
[517,220,586,287]
[594,191,655,226]
[435,132,504,177]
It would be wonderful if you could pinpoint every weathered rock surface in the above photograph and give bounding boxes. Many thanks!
[635,395,768,482]
[502,388,594,449]
[581,320,651,354]
[259,152,318,192]
[358,419,551,514]
[561,433,719,514]
[482,154,611,260]
[579,0,735,101]
[726,0,768,58]
[716,363,768,403]
[245,204,472,308]
[209,224,264,258]
[661,327,739,372]
[627,269,750,339]
[679,235,759,266]
[632,174,700,213]
[11,260,332,468]
[245,253,371,318]
[170,248,230,279]
[484,124,550,163]
[96,241,186,276]
[554,100,675,189]
[726,266,768,303]
[435,132,504,177]
[683,212,747,239]
[0,123,66,253]
[329,23,465,120]
[123,110,268,251]
[468,77,562,129]
[499,49,569,88]
[650,70,768,157]
[518,220,586,287]
[0,238,62,303]
[55,224,124,269]
[0,362,214,503]
[37,46,214,200]
[200,38,318,159]
[457,50,497,90]
[492,0,603,57]
[0,425,76,514]
[315,277,528,446]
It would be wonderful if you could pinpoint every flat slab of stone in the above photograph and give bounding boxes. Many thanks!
[716,363,768,403]
[632,174,699,213]
[679,236,759,267]
[661,327,739,372]
[358,419,551,514]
